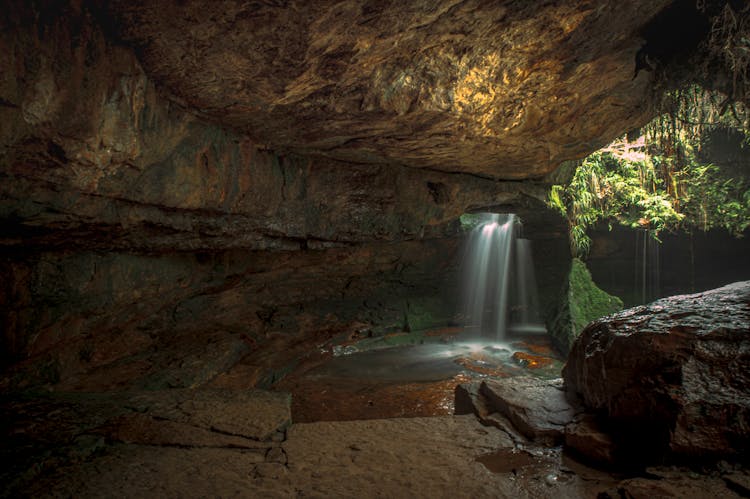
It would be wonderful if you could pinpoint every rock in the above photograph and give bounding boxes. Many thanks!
[403,297,456,333]
[564,414,616,465]
[549,258,623,355]
[127,389,292,441]
[100,414,270,450]
[453,382,484,416]
[564,281,750,462]
[0,387,289,493]
[0,1,555,255]
[511,352,555,369]
[454,382,488,417]
[602,474,745,499]
[479,377,579,445]
[108,0,668,176]
[265,447,288,465]
[724,472,750,497]
[282,416,517,497]
[253,462,288,479]
[454,381,528,443]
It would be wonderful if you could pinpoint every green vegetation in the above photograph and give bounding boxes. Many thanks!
[459,213,486,231]
[549,86,750,257]
[549,258,623,354]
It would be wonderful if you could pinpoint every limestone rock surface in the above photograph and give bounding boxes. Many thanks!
[109,0,664,177]
[0,0,550,253]
[563,281,750,461]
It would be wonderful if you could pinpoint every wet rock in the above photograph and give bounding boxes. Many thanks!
[454,382,488,417]
[564,414,616,465]
[564,281,750,462]
[454,381,528,443]
[479,377,580,445]
[511,351,555,369]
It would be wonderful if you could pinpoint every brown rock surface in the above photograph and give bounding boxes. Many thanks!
[564,413,616,465]
[109,0,664,177]
[563,281,750,462]
[480,377,580,445]
[456,377,580,445]
[1,0,557,254]
[0,0,581,254]
[0,239,465,390]
[0,0,679,389]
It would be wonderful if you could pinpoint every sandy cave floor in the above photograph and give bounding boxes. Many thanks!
[2,402,746,498]
[2,331,749,498]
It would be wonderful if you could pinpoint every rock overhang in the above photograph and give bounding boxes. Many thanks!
[105,0,677,179]
[0,0,729,252]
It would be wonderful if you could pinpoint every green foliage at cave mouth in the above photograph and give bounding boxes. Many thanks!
[549,85,750,258]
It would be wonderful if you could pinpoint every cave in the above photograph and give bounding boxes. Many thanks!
[2,1,750,497]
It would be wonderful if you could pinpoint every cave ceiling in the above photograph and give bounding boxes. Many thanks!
[108,0,669,179]
[0,0,706,250]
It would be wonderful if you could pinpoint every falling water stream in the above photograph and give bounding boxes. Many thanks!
[461,213,545,341]
[634,229,661,304]
[277,212,559,422]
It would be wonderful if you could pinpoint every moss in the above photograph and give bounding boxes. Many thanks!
[403,297,454,333]
[459,213,485,231]
[549,258,623,355]
[346,331,427,352]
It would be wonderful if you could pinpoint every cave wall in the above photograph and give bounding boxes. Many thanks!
[0,1,573,390]
[1,205,573,391]
[0,0,688,389]
[512,208,572,328]
[699,128,750,179]
[0,238,465,390]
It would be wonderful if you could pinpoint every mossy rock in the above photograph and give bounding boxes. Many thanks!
[549,258,623,355]
[403,297,455,333]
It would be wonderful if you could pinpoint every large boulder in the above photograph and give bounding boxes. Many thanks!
[563,281,750,462]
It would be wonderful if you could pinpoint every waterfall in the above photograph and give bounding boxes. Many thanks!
[633,229,661,304]
[461,213,544,341]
